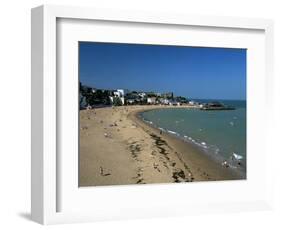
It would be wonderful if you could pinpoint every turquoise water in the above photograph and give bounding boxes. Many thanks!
[140,100,246,173]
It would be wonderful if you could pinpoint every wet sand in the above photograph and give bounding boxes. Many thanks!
[79,105,242,187]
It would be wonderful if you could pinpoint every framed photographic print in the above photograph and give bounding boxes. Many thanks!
[31,5,274,224]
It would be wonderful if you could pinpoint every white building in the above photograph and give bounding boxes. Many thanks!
[127,99,135,104]
[163,98,170,105]
[138,92,146,98]
[189,100,195,105]
[110,89,128,105]
[113,90,123,98]
[147,97,157,104]
[109,96,125,105]
[169,101,178,106]
[118,89,130,96]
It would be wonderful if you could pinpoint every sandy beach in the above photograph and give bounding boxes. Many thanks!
[79,105,241,187]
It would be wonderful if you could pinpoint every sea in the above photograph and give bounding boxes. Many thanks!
[140,100,246,175]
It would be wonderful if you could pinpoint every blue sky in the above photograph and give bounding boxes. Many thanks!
[79,42,246,100]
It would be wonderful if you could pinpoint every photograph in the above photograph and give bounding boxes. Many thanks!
[79,42,246,187]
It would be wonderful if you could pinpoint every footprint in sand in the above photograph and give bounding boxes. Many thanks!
[153,162,161,172]
[170,162,176,167]
[99,166,111,176]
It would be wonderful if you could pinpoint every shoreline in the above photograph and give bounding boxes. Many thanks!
[79,105,244,187]
[128,106,244,182]
[134,108,246,178]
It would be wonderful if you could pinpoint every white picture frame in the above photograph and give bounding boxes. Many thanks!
[31,5,274,225]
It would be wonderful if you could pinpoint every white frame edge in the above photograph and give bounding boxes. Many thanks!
[31,4,274,225]
[31,6,44,224]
